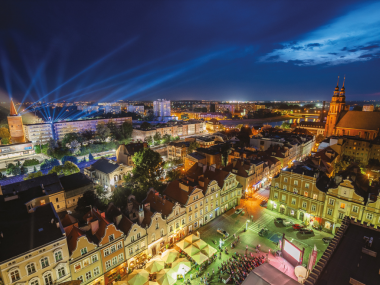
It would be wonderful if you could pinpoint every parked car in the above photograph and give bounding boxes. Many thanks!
[217,228,229,238]
[275,218,285,223]
[259,227,269,237]
[282,220,295,226]
[292,224,306,230]
[322,237,333,243]
[260,200,268,207]
[299,229,314,235]
[235,209,243,215]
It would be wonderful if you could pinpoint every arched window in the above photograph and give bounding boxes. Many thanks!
[43,273,53,285]
[9,269,21,283]
[29,277,39,285]
[54,250,63,262]
[40,257,49,269]
[151,233,155,242]
[27,263,36,275]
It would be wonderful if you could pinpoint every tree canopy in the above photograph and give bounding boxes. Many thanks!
[188,141,200,153]
[96,122,111,142]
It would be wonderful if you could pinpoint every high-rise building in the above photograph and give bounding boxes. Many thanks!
[153,99,171,118]
[7,100,25,143]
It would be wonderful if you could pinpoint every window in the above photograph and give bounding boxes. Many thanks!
[313,194,318,200]
[30,279,39,285]
[57,267,66,279]
[200,209,203,215]
[340,203,345,209]
[169,226,173,232]
[161,229,164,237]
[106,260,111,269]
[152,233,156,242]
[85,271,92,281]
[118,253,124,262]
[189,206,192,212]
[155,223,159,229]
[112,256,117,265]
[284,178,288,183]
[74,263,82,272]
[137,233,141,239]
[109,234,115,241]
[129,248,133,255]
[195,204,198,209]
[117,242,122,250]
[302,201,307,208]
[338,212,344,220]
[206,198,208,203]
[110,245,116,253]
[182,218,185,225]
[293,188,298,194]
[56,198,59,202]
[189,215,192,222]
[275,183,279,188]
[200,201,203,206]
[44,273,53,285]
[367,213,373,220]
[281,195,286,202]
[10,269,21,282]
[176,222,179,229]
[294,180,298,185]
[27,263,36,275]
[55,251,63,262]
[329,199,334,206]
[104,248,110,256]
[304,191,308,197]
[352,206,358,213]
[311,204,316,212]
[80,248,87,255]
[141,241,145,248]
[41,257,49,268]
[291,198,296,205]
[283,185,287,191]
[216,193,218,198]
[83,259,90,268]
[94,267,100,276]
[327,208,333,215]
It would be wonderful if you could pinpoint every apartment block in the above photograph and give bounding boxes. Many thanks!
[24,123,54,145]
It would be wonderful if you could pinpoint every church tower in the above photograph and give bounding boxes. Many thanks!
[7,99,25,143]
[325,77,346,137]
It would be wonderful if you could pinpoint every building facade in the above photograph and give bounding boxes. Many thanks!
[24,124,54,145]
[153,100,171,118]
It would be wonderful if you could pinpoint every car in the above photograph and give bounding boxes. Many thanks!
[299,229,314,235]
[235,209,243,215]
[260,201,268,207]
[275,218,285,223]
[258,227,269,237]
[217,228,229,238]
[322,237,334,243]
[282,220,295,226]
[292,224,306,230]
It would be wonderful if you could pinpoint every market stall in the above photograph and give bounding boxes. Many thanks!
[127,269,149,285]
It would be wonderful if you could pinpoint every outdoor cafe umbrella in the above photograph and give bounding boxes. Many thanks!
[201,245,217,257]
[183,244,200,256]
[184,234,200,244]
[193,239,208,250]
[145,259,165,274]
[171,258,192,275]
[176,239,191,250]
[161,249,179,263]
[156,269,176,285]
[143,282,159,285]
[127,269,149,285]
[192,252,209,264]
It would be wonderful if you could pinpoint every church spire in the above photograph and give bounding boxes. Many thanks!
[334,76,340,96]
[340,76,346,97]
[10,99,18,116]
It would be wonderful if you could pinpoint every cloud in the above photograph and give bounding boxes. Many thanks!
[259,3,380,66]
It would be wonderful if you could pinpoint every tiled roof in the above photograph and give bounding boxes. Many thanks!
[164,181,192,205]
[60,173,93,192]
[64,225,86,254]
[336,111,380,130]
[105,204,133,234]
[144,190,175,216]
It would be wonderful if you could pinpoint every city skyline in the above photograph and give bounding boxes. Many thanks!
[0,1,380,105]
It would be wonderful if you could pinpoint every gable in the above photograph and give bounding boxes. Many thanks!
[71,236,97,259]
[99,224,124,245]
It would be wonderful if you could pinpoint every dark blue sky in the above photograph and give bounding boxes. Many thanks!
[0,0,379,103]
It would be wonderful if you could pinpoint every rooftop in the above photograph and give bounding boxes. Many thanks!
[86,157,120,174]
[0,203,64,263]
[59,172,93,192]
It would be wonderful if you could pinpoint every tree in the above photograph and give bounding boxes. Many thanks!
[141,122,152,130]
[24,171,44,180]
[75,190,101,215]
[1,137,10,145]
[40,158,60,170]
[281,122,291,129]
[162,134,171,144]
[0,172,6,180]
[20,165,28,175]
[89,153,94,160]
[47,138,58,156]
[23,159,39,166]
[171,135,180,141]
[81,129,95,141]
[107,121,118,139]
[188,141,200,153]
[153,132,161,144]
[61,155,79,164]
[120,122,133,140]
[166,169,181,182]
[62,132,82,146]
[0,127,10,141]
[220,143,232,167]
[6,163,17,175]
[110,186,132,208]
[48,161,80,176]
[96,122,111,142]
[69,140,81,155]
[145,136,154,146]
[124,148,163,193]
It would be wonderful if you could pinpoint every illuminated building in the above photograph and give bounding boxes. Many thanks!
[24,123,54,145]
[7,99,25,143]
[325,77,380,139]
[153,99,171,119]
[127,105,144,115]
[116,142,148,166]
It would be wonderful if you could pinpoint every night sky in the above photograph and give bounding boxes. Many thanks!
[0,0,379,103]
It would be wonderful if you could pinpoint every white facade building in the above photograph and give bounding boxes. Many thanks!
[127,105,144,115]
[24,123,54,145]
[153,99,171,118]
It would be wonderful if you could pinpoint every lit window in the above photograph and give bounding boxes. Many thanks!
[10,269,21,282]
[340,203,345,209]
